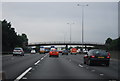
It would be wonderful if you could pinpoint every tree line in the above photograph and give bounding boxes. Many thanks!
[105,37,120,51]
[1,19,28,53]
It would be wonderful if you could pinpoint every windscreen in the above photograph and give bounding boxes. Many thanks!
[93,50,107,56]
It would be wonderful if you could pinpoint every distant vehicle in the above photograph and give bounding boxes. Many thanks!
[49,49,59,57]
[56,47,62,53]
[39,46,45,54]
[58,50,63,53]
[45,48,50,53]
[31,50,36,54]
[83,49,88,54]
[84,49,110,66]
[62,50,68,55]
[13,47,24,56]
[70,48,77,55]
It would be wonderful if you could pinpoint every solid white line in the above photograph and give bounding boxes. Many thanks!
[78,64,83,67]
[34,60,40,65]
[14,67,32,81]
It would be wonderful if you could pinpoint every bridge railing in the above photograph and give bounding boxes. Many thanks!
[28,41,104,46]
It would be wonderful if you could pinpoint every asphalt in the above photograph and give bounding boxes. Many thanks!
[2,53,119,81]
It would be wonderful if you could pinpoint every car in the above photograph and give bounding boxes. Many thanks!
[45,48,50,53]
[49,49,59,57]
[62,50,68,55]
[84,49,110,66]
[13,47,24,56]
[31,50,36,54]
[83,49,88,54]
[39,46,45,54]
[70,48,77,55]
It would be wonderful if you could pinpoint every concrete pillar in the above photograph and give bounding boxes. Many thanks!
[65,45,68,50]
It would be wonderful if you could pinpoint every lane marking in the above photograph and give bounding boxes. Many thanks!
[100,73,104,76]
[14,67,32,81]
[41,57,44,60]
[78,64,83,67]
[34,60,40,65]
[22,77,27,79]
[44,54,48,58]
[91,70,95,72]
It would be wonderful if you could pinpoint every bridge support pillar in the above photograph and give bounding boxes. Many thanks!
[85,45,87,50]
[65,45,68,50]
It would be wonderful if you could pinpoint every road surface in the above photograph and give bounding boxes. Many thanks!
[2,53,119,81]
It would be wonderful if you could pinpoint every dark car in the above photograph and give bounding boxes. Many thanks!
[84,49,110,66]
[62,50,68,55]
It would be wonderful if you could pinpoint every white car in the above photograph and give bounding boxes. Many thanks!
[13,47,24,56]
[31,50,36,54]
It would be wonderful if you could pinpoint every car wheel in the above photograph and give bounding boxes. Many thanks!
[13,54,14,56]
[84,59,86,64]
[49,55,51,57]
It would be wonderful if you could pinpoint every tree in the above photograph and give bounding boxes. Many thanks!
[2,19,28,53]
[105,38,112,45]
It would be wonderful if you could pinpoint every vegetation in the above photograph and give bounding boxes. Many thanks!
[2,19,28,53]
[105,37,120,51]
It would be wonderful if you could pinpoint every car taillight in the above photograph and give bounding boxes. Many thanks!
[56,52,59,54]
[20,50,23,52]
[90,55,95,58]
[107,52,110,58]
[50,52,52,54]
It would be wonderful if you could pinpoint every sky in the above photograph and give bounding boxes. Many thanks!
[2,1,119,44]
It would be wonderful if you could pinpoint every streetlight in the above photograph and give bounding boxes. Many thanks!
[77,4,88,53]
[67,23,74,48]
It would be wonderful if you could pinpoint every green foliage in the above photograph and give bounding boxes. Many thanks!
[2,19,28,52]
[105,37,120,51]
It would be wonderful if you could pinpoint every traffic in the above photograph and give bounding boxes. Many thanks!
[12,45,111,67]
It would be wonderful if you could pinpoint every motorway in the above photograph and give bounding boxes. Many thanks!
[2,53,119,81]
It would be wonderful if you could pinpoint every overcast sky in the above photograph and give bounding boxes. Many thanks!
[2,2,118,44]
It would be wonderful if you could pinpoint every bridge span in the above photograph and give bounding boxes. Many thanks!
[28,41,105,47]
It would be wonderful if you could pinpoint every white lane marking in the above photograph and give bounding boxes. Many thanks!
[78,64,83,67]
[41,57,44,60]
[14,67,32,81]
[22,77,27,79]
[91,70,95,72]
[44,54,48,58]
[34,60,40,65]
[100,74,104,76]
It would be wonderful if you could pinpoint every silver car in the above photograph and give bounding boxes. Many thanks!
[13,47,24,56]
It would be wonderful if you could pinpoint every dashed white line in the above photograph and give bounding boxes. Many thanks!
[22,77,27,79]
[14,67,32,81]
[100,73,104,76]
[78,64,83,67]
[34,60,40,65]
[44,54,48,58]
[41,57,44,60]
[91,70,95,72]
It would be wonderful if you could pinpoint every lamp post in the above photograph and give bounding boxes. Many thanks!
[67,23,74,48]
[77,4,88,53]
